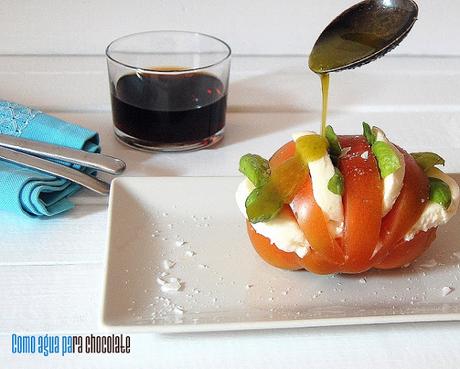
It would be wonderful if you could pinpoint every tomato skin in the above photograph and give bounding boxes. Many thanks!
[270,141,296,169]
[247,217,340,274]
[371,149,429,264]
[271,141,345,264]
[338,136,383,273]
[246,142,305,270]
[300,248,342,275]
[290,177,345,264]
[244,136,437,275]
[247,219,303,270]
[374,228,437,270]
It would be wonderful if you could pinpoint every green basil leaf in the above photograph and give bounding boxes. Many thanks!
[325,125,342,158]
[429,177,452,209]
[411,152,445,172]
[245,183,283,223]
[327,167,344,195]
[372,141,402,178]
[239,154,271,188]
[362,122,376,145]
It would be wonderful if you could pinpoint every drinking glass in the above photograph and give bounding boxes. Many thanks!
[106,31,231,151]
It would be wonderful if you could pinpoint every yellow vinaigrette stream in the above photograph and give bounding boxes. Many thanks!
[320,73,330,137]
[242,68,331,222]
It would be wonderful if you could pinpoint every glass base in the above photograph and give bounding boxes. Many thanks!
[114,127,224,152]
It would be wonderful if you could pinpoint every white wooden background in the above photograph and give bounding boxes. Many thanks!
[2,0,460,368]
[1,0,460,56]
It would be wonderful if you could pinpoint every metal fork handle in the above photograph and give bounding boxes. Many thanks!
[0,134,126,175]
[0,146,110,195]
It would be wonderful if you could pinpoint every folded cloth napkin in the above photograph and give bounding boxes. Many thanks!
[0,101,100,217]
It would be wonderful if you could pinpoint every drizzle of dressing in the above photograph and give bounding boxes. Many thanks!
[320,73,330,137]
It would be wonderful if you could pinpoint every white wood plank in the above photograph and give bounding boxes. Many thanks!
[1,51,460,368]
[1,109,460,265]
[0,205,107,265]
[1,56,460,369]
[1,287,460,369]
[1,55,459,112]
[58,110,460,177]
[0,264,101,333]
[1,262,460,368]
[0,0,458,56]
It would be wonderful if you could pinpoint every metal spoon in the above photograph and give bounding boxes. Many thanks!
[309,0,418,73]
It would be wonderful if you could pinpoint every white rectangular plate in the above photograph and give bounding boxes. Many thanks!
[102,176,460,333]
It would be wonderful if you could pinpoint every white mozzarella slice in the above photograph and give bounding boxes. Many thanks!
[292,131,344,236]
[405,167,459,241]
[235,179,310,258]
[372,127,406,217]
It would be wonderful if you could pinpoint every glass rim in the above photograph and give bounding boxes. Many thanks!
[105,30,232,74]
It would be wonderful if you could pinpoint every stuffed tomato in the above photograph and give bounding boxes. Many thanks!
[236,124,459,274]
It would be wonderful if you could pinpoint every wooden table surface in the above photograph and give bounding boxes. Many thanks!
[1,55,460,368]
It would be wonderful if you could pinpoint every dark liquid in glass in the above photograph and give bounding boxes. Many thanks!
[110,72,227,145]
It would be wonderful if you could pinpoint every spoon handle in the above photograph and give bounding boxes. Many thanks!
[0,146,110,195]
[0,134,126,175]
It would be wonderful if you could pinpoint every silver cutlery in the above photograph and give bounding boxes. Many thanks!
[0,133,125,174]
[0,134,126,195]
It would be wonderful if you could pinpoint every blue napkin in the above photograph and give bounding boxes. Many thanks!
[0,101,100,217]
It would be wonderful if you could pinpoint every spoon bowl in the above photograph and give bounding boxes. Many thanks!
[309,0,418,73]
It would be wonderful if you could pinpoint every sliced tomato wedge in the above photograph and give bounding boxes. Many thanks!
[270,141,296,169]
[246,207,339,274]
[372,149,429,264]
[246,213,303,270]
[338,135,383,273]
[300,247,343,275]
[290,177,345,264]
[245,136,436,275]
[374,228,437,270]
[270,141,344,264]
